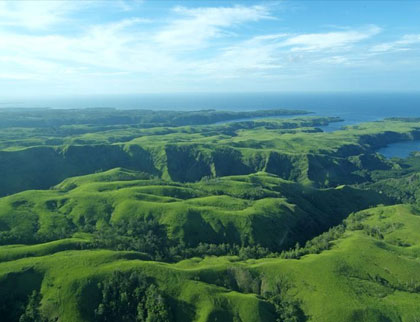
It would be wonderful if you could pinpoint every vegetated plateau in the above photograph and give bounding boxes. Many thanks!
[2,108,420,321]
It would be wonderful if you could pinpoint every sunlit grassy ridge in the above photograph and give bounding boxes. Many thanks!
[0,168,389,250]
[253,204,420,322]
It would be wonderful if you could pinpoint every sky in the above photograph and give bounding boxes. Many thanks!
[1,0,420,97]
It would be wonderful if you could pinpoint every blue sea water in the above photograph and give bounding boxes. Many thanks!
[377,141,420,159]
[2,92,420,116]
[2,92,420,158]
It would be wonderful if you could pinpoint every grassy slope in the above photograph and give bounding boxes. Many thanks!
[1,205,420,321]
[2,114,420,321]
[253,204,420,322]
[0,168,389,250]
[0,244,276,322]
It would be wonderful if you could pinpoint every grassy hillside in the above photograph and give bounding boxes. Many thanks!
[2,116,420,196]
[1,204,420,321]
[254,204,420,322]
[2,110,420,321]
[0,117,337,195]
[0,168,389,252]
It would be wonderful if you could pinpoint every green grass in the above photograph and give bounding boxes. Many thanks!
[0,168,389,250]
[254,204,420,322]
[0,237,90,263]
[0,248,274,321]
[2,116,420,195]
[1,204,420,321]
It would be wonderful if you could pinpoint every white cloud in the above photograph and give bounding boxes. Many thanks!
[0,1,84,29]
[194,34,285,77]
[281,26,381,52]
[0,16,385,89]
[0,3,277,84]
[0,18,167,77]
[155,5,272,49]
[0,72,41,81]
[192,27,382,77]
[116,0,144,12]
[315,56,350,65]
[370,34,420,52]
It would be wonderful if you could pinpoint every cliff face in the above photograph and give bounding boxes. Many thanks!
[0,144,158,196]
[0,128,417,196]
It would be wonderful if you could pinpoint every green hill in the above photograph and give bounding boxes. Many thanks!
[0,169,389,251]
[2,110,420,321]
[1,116,420,196]
[1,204,420,321]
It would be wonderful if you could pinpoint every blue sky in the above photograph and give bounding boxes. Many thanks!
[1,0,420,97]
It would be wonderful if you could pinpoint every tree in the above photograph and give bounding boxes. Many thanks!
[19,290,45,322]
[262,278,307,322]
[94,271,171,322]
[144,285,171,322]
